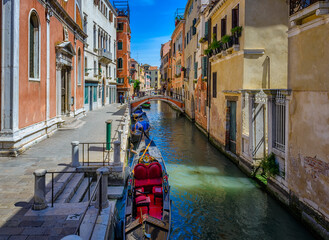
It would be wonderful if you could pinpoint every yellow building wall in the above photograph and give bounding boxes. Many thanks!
[288,20,329,220]
[209,55,244,153]
[244,0,288,90]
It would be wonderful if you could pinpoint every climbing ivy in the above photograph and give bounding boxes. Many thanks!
[261,153,280,177]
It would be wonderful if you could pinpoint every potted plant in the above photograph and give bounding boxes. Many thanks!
[231,26,243,38]
[231,26,242,45]
[204,48,212,58]
[210,40,221,55]
[199,37,207,43]
[221,35,233,50]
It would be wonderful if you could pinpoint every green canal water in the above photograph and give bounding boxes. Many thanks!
[140,100,314,240]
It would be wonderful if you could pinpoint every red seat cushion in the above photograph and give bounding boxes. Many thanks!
[149,178,162,186]
[153,186,162,195]
[135,195,150,204]
[135,179,149,188]
[148,162,162,179]
[135,187,144,196]
[134,164,148,180]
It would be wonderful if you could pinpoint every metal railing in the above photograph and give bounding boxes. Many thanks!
[46,171,79,208]
[79,114,127,166]
[289,0,320,15]
[75,173,102,237]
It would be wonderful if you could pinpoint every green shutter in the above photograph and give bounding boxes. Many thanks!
[194,62,198,79]
[202,57,207,78]
[205,21,208,38]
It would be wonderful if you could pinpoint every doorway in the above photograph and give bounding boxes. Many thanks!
[89,86,93,111]
[226,101,237,153]
[61,68,70,115]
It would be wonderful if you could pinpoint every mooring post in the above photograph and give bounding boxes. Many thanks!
[118,129,123,142]
[113,140,121,164]
[71,141,80,167]
[32,169,48,210]
[95,167,109,209]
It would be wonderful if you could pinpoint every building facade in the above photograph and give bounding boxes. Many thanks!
[171,15,185,98]
[115,1,131,100]
[82,0,117,112]
[183,0,202,120]
[194,0,209,132]
[0,0,87,156]
[160,41,171,93]
[206,0,288,172]
[141,64,159,89]
[286,1,329,237]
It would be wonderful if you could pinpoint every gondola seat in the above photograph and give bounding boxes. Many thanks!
[135,195,150,214]
[152,186,163,203]
[134,162,163,190]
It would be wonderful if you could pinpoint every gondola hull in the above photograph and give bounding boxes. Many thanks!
[123,136,171,240]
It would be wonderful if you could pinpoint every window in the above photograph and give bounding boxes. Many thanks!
[118,41,123,50]
[118,58,123,69]
[221,17,227,37]
[83,16,87,33]
[232,5,239,29]
[85,57,87,73]
[213,24,217,40]
[273,91,286,152]
[94,60,97,76]
[117,22,124,31]
[78,48,81,85]
[29,11,40,79]
[117,78,124,84]
[109,66,111,77]
[93,25,96,49]
[194,62,198,79]
[212,72,217,98]
[202,57,207,78]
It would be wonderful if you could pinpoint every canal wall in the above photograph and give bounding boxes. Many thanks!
[164,101,329,239]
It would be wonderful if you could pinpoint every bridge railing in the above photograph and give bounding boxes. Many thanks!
[134,90,183,102]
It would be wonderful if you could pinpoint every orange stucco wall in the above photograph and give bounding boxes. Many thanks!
[20,0,85,128]
[19,0,47,128]
[117,17,131,92]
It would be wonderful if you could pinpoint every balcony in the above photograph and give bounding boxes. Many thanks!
[290,0,328,15]
[117,78,124,85]
[98,48,112,64]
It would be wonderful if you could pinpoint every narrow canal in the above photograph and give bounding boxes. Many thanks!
[142,100,314,240]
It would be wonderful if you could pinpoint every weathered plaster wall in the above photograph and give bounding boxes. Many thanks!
[288,17,329,226]
[19,0,47,128]
[288,91,329,221]
[194,77,207,130]
[244,0,288,90]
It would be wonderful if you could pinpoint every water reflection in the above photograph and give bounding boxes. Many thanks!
[143,101,314,240]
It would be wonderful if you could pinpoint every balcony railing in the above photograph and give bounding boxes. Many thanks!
[98,48,112,63]
[289,0,320,15]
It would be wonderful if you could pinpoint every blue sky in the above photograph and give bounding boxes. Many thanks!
[128,0,187,67]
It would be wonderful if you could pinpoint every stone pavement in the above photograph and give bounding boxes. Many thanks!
[0,103,127,239]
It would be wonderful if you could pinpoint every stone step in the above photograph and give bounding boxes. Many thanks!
[55,173,85,203]
[108,186,125,199]
[79,206,99,240]
[70,177,92,203]
[45,169,76,204]
[82,181,97,202]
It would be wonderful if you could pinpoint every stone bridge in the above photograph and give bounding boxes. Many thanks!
[130,94,185,113]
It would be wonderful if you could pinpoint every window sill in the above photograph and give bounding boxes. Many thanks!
[29,78,40,82]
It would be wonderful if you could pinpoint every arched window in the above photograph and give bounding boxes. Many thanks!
[29,11,40,79]
[78,48,81,85]
[118,40,123,50]
[118,58,123,69]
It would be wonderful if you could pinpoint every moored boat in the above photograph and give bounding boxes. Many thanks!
[142,102,151,109]
[130,114,150,143]
[124,136,171,240]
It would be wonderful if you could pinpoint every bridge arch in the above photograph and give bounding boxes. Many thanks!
[130,95,185,113]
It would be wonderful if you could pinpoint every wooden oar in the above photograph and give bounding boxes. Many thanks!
[139,137,153,162]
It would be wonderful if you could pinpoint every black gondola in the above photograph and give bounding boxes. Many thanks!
[124,136,171,240]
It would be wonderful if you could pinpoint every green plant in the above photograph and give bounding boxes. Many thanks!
[261,153,279,177]
[221,35,231,44]
[199,37,207,43]
[231,26,243,35]
[204,48,212,55]
[210,39,221,50]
